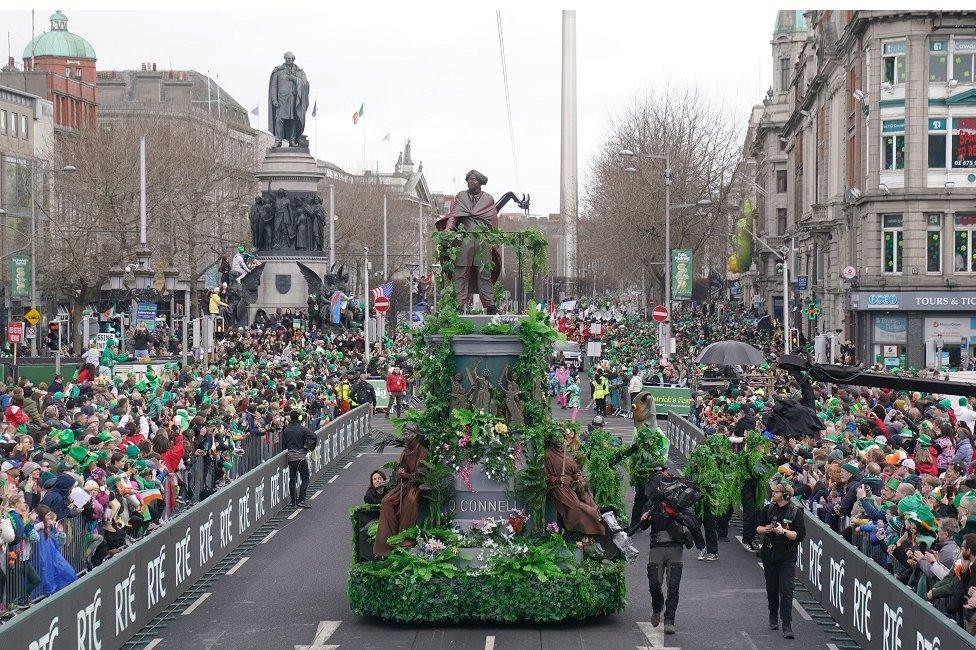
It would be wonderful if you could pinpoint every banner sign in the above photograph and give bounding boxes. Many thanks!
[135,302,158,331]
[671,249,693,301]
[794,506,976,650]
[10,255,29,299]
[0,406,371,649]
[368,379,390,409]
[643,386,693,416]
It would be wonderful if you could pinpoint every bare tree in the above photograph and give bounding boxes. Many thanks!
[582,84,743,303]
[43,113,256,350]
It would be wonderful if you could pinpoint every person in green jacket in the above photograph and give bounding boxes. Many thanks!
[99,339,129,376]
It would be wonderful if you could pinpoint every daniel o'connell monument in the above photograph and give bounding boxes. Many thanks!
[249,51,328,320]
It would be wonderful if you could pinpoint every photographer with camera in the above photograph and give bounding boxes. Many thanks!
[757,482,805,640]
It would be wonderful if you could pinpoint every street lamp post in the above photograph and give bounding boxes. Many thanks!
[406,262,419,329]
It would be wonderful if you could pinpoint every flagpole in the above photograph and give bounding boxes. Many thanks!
[363,111,367,173]
[314,93,318,157]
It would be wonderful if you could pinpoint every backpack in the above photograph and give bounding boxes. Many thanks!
[388,375,406,393]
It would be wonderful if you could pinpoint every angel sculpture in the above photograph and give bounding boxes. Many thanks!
[297,262,352,327]
[224,263,265,328]
[499,365,525,426]
[466,362,494,414]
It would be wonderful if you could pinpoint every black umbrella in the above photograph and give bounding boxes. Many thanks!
[695,340,766,366]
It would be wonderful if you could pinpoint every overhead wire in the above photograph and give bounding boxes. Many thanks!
[496,10,521,188]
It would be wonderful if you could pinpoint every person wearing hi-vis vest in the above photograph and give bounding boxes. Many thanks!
[592,370,610,417]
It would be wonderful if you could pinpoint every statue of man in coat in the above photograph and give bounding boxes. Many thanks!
[268,52,310,148]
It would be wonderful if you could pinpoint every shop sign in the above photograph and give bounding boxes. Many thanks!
[855,291,976,311]
[866,293,899,308]
[874,315,907,343]
[924,317,968,342]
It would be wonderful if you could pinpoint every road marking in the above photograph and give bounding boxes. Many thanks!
[738,631,759,650]
[182,592,211,616]
[143,639,162,650]
[357,452,365,457]
[343,461,354,469]
[485,635,495,650]
[328,475,339,483]
[310,489,323,500]
[226,556,249,575]
[793,597,812,621]
[295,620,342,650]
[637,621,681,649]
[826,645,840,650]
[288,508,303,520]
[260,530,277,544]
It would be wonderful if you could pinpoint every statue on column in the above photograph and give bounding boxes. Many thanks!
[267,51,310,148]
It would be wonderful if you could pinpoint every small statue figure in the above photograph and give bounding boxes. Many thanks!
[310,195,325,251]
[501,375,525,427]
[272,188,293,249]
[373,422,428,557]
[295,199,310,251]
[260,197,275,251]
[466,364,494,414]
[249,196,264,249]
[450,374,470,412]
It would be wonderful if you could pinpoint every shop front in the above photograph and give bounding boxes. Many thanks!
[850,290,976,370]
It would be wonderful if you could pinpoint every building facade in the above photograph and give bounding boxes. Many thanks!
[746,10,976,369]
[0,11,97,132]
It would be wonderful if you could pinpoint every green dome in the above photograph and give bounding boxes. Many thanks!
[23,11,95,60]
[774,10,807,35]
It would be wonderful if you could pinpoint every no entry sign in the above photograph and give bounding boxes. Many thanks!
[652,305,669,323]
[373,295,390,314]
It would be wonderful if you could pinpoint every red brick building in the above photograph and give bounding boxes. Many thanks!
[3,10,97,131]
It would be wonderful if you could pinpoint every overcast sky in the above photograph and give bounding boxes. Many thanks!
[1,2,795,216]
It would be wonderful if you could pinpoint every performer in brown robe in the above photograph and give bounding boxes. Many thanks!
[544,429,606,536]
[373,423,429,557]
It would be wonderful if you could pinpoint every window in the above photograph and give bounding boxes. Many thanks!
[65,67,71,78]
[927,213,942,273]
[930,40,949,82]
[882,120,905,170]
[955,214,976,272]
[21,115,27,140]
[883,41,907,85]
[814,243,825,281]
[0,110,5,135]
[952,117,976,169]
[10,112,17,138]
[929,118,948,168]
[954,39,976,83]
[779,57,791,92]
[882,214,904,273]
[776,169,787,193]
[777,208,787,235]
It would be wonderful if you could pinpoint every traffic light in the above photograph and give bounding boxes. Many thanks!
[789,327,800,351]
[46,322,59,350]
[214,316,225,339]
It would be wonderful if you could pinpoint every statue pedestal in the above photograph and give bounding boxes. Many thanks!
[445,464,526,531]
[427,334,523,388]
[247,253,331,322]
[255,146,323,194]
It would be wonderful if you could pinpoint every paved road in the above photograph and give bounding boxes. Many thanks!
[148,402,850,650]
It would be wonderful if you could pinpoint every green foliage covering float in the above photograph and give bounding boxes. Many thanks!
[348,558,625,622]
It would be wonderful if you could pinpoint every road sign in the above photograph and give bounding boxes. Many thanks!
[7,322,23,343]
[651,305,669,323]
[25,326,37,340]
[841,265,857,280]
[24,308,41,327]
[373,295,390,314]
[796,275,809,291]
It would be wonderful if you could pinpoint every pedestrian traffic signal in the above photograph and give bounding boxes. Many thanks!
[46,322,59,350]
[214,316,224,339]
[789,327,800,350]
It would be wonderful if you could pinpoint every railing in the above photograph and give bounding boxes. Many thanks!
[663,413,976,649]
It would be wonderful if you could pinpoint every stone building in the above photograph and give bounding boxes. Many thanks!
[747,10,976,369]
[0,10,97,132]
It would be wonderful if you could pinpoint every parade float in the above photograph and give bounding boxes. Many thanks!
[346,177,658,622]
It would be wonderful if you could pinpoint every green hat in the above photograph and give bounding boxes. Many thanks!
[961,397,969,407]
[727,402,742,413]
[40,471,56,486]
[135,460,148,471]
[106,474,121,487]
[125,444,140,459]
[55,429,75,448]
[938,398,952,410]
[237,245,245,253]
[98,431,115,443]
[52,391,64,400]
[886,477,902,491]
[954,490,975,509]
[881,500,895,510]
[918,433,933,447]
[841,462,859,475]
[754,399,765,411]
[111,415,120,424]
[825,433,844,445]
[66,444,89,464]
